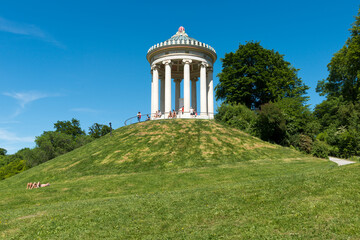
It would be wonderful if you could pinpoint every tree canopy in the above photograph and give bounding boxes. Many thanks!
[314,8,360,158]
[54,118,85,137]
[316,8,360,102]
[89,123,111,138]
[0,148,6,156]
[215,41,309,108]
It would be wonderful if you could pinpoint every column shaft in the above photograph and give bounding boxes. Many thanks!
[183,59,192,115]
[207,68,214,119]
[200,62,208,116]
[151,73,154,115]
[175,79,181,111]
[152,65,159,116]
[191,78,197,112]
[160,78,165,113]
[163,60,172,115]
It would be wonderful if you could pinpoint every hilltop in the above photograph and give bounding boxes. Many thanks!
[1,120,359,239]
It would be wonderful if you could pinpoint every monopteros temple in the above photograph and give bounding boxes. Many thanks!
[147,27,217,119]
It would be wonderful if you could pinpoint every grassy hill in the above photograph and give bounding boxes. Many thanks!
[1,120,359,239]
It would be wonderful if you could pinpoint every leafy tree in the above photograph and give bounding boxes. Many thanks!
[54,118,85,138]
[35,131,75,160]
[215,41,309,108]
[88,123,111,138]
[0,148,6,156]
[316,8,360,102]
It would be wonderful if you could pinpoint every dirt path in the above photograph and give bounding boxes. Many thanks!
[329,156,355,166]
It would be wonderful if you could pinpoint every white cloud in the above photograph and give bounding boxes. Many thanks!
[3,91,55,117]
[0,17,64,48]
[0,128,34,143]
[0,129,35,154]
[3,91,48,108]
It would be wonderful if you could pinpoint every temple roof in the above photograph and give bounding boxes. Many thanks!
[146,26,216,57]
[166,26,197,42]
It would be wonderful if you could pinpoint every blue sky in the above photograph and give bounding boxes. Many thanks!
[0,0,359,153]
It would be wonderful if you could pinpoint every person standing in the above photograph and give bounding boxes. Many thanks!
[137,112,141,122]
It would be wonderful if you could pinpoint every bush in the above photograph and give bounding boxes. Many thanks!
[311,140,330,159]
[255,103,287,145]
[290,134,313,154]
[215,103,257,134]
[0,159,27,180]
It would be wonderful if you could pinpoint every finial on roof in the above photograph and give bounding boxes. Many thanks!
[178,26,185,32]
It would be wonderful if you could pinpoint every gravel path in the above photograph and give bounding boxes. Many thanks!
[329,156,356,166]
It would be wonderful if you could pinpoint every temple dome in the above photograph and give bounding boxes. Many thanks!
[146,27,216,63]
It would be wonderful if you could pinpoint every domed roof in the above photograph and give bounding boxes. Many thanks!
[166,26,197,42]
[146,27,216,62]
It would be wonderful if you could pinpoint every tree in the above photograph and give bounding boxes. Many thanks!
[35,131,75,160]
[0,148,6,156]
[54,118,85,138]
[88,123,111,138]
[215,41,309,108]
[314,8,360,158]
[316,8,360,102]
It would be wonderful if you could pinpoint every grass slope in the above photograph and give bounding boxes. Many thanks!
[0,120,359,239]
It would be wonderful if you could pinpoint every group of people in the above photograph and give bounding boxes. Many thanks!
[153,110,163,118]
[26,182,50,189]
[151,107,197,119]
[168,109,178,119]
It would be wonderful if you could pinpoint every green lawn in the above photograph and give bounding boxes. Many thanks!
[1,120,359,239]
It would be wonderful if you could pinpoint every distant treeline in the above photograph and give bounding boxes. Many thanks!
[0,119,110,180]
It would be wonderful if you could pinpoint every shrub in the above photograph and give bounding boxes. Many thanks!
[311,140,330,159]
[215,103,257,134]
[255,103,287,145]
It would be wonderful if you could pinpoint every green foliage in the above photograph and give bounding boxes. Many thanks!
[0,159,27,180]
[35,131,75,160]
[314,8,360,159]
[215,41,309,108]
[215,103,257,133]
[274,98,319,138]
[311,140,330,159]
[289,134,313,154]
[0,148,7,156]
[255,103,287,144]
[54,118,85,137]
[89,123,111,138]
[316,8,360,102]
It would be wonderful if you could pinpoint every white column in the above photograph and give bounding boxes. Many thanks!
[207,67,214,119]
[160,77,165,113]
[151,64,159,117]
[163,60,172,115]
[200,62,208,116]
[191,77,197,113]
[151,71,154,115]
[174,79,181,111]
[183,59,192,116]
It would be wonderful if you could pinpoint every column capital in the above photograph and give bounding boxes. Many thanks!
[191,77,198,82]
[182,59,192,64]
[162,60,172,65]
[199,61,209,68]
[173,78,182,83]
[207,67,213,72]
[151,64,159,71]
